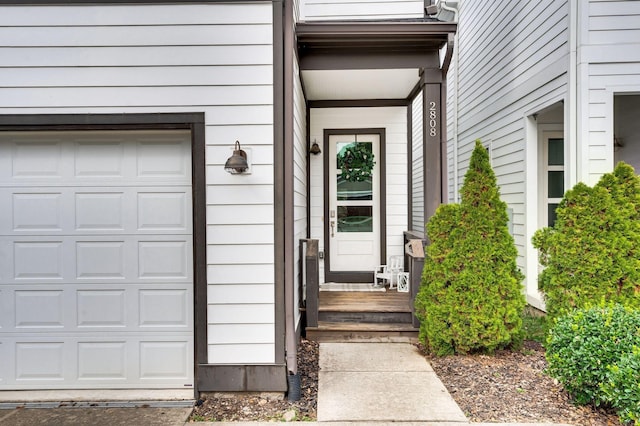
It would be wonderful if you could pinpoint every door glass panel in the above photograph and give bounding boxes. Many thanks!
[336,141,374,201]
[548,171,564,198]
[337,177,372,200]
[548,138,564,165]
[337,206,373,233]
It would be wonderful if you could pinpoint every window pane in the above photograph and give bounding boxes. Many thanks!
[548,171,564,198]
[548,203,559,227]
[337,206,373,233]
[336,141,374,183]
[548,138,564,165]
[337,175,372,200]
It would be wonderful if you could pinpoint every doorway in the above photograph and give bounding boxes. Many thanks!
[324,129,386,282]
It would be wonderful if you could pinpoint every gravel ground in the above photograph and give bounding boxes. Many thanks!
[190,339,621,424]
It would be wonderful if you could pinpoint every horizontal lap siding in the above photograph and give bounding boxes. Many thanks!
[300,0,422,21]
[584,0,640,184]
[293,60,308,328]
[453,0,568,300]
[411,93,425,232]
[0,3,276,365]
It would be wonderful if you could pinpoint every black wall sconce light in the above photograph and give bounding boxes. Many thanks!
[310,139,321,155]
[224,140,249,174]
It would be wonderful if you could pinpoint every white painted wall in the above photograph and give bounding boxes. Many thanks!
[299,0,423,21]
[582,0,640,184]
[293,59,308,327]
[309,107,408,282]
[448,0,569,308]
[0,3,276,365]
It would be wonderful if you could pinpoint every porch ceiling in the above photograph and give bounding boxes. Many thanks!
[301,69,420,100]
[296,20,456,102]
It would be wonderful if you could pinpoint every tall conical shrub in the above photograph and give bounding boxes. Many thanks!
[533,162,640,321]
[415,140,526,355]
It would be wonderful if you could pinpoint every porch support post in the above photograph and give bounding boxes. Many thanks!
[421,70,444,228]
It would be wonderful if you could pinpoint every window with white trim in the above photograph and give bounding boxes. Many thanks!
[540,133,564,227]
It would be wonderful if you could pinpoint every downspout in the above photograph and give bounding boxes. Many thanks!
[440,1,459,201]
[283,0,300,396]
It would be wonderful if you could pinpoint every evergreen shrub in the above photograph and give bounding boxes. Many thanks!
[546,304,640,421]
[601,346,640,424]
[415,140,526,355]
[533,162,640,322]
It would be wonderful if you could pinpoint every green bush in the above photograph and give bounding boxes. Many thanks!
[602,346,640,424]
[546,304,640,409]
[415,140,526,355]
[533,163,640,322]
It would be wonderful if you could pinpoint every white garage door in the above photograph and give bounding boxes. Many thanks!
[0,130,194,391]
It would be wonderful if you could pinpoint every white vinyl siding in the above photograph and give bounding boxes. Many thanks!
[583,0,640,184]
[309,107,408,282]
[0,3,276,366]
[411,93,425,233]
[451,0,569,305]
[293,59,308,327]
[300,0,423,21]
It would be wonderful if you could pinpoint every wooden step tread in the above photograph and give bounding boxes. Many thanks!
[319,291,412,313]
[309,321,418,332]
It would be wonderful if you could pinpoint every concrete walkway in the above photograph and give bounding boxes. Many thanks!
[317,342,467,423]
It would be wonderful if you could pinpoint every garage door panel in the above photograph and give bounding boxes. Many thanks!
[3,236,192,284]
[1,284,192,333]
[74,140,126,178]
[1,187,191,236]
[0,130,193,390]
[0,131,191,186]
[136,138,191,180]
[1,335,194,388]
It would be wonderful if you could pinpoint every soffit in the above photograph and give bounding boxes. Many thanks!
[296,20,456,101]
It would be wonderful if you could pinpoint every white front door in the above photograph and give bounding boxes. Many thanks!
[327,133,381,281]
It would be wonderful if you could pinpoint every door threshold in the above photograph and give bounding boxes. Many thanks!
[320,282,386,292]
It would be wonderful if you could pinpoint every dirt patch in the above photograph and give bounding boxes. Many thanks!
[424,341,621,425]
[190,339,318,422]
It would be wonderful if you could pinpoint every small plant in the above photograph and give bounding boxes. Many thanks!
[533,162,640,322]
[546,304,640,410]
[521,310,546,344]
[415,140,526,355]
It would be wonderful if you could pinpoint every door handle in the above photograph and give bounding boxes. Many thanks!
[330,221,335,237]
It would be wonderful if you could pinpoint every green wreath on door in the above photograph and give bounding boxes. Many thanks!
[337,143,375,182]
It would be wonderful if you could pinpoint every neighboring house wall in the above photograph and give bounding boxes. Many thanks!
[309,107,408,281]
[411,92,425,234]
[448,0,569,308]
[293,59,307,327]
[0,3,277,365]
[582,0,640,184]
[299,0,423,21]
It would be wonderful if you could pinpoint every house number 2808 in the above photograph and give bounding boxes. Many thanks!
[429,101,437,137]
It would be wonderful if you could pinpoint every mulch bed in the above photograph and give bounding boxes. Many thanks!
[190,338,621,424]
